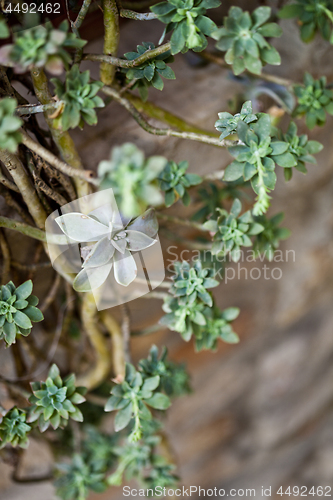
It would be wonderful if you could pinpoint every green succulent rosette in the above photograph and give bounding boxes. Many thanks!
[159,160,202,207]
[160,259,220,342]
[51,65,104,131]
[271,121,323,181]
[203,199,264,261]
[151,0,221,54]
[55,454,107,500]
[0,407,31,449]
[122,42,175,101]
[0,21,86,74]
[0,280,43,346]
[215,100,258,141]
[0,98,23,153]
[212,6,282,75]
[252,212,291,262]
[293,73,333,129]
[0,16,9,39]
[98,143,167,217]
[194,306,240,351]
[105,363,171,442]
[28,364,86,432]
[279,0,333,43]
[139,345,191,397]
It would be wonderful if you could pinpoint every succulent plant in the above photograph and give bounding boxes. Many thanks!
[55,207,159,290]
[105,363,171,442]
[215,100,258,141]
[122,42,175,101]
[138,345,191,397]
[203,199,264,261]
[98,143,167,217]
[143,461,179,489]
[51,65,104,131]
[0,16,9,39]
[151,0,221,54]
[82,426,117,473]
[55,454,107,500]
[169,259,219,306]
[160,259,220,342]
[212,6,282,75]
[107,434,161,486]
[194,306,240,351]
[55,427,118,500]
[0,21,86,75]
[0,407,31,449]
[161,294,240,349]
[159,160,202,207]
[223,114,297,215]
[0,280,44,346]
[0,98,23,153]
[161,294,207,341]
[279,0,333,43]
[293,73,333,129]
[192,181,246,222]
[252,212,291,262]
[271,121,323,181]
[28,364,86,432]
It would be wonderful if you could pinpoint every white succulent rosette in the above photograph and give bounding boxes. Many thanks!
[55,205,158,292]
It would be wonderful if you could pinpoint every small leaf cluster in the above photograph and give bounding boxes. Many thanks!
[139,345,191,397]
[194,306,240,351]
[0,21,86,75]
[0,16,9,39]
[203,199,264,261]
[161,296,206,342]
[0,280,43,347]
[98,143,167,217]
[82,426,118,473]
[55,424,178,498]
[143,461,178,490]
[51,65,104,131]
[107,434,158,486]
[224,114,297,215]
[159,160,202,207]
[161,298,240,351]
[0,407,31,449]
[160,259,219,342]
[105,363,171,442]
[151,0,220,55]
[192,181,247,222]
[107,432,177,488]
[279,0,333,43]
[55,428,117,500]
[252,212,291,262]
[223,109,324,212]
[215,100,258,140]
[122,42,175,101]
[212,6,282,76]
[293,73,333,129]
[169,259,219,306]
[0,98,23,153]
[55,454,107,500]
[272,121,323,181]
[28,364,86,432]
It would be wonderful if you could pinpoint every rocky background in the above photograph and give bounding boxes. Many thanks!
[1,1,333,498]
